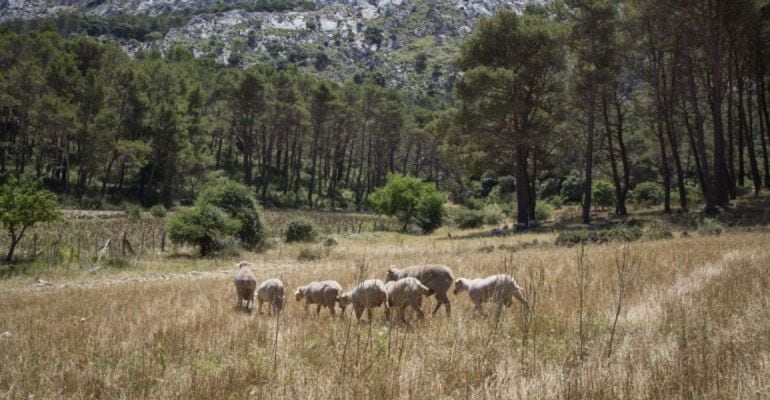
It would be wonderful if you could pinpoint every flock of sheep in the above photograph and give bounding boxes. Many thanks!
[234,262,530,323]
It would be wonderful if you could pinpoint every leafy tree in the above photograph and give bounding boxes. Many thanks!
[0,179,61,262]
[456,7,565,228]
[370,173,447,233]
[167,203,240,256]
[197,180,266,249]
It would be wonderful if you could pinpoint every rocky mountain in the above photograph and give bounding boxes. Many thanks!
[1,0,543,88]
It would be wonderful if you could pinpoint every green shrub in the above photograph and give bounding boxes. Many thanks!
[560,170,584,203]
[482,203,505,225]
[698,218,725,236]
[78,196,103,210]
[370,173,447,233]
[497,176,516,195]
[555,226,643,247]
[592,180,615,209]
[286,218,317,243]
[454,209,485,229]
[631,182,664,206]
[197,180,265,249]
[546,195,565,209]
[536,202,553,222]
[643,227,674,240]
[149,204,167,218]
[124,204,143,221]
[167,204,241,256]
[297,246,324,261]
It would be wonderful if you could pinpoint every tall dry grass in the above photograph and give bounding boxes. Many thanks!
[1,229,768,399]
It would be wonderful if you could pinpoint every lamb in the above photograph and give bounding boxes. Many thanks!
[384,277,431,323]
[257,278,285,315]
[453,274,529,317]
[337,279,389,322]
[385,264,454,316]
[234,261,257,309]
[294,280,343,317]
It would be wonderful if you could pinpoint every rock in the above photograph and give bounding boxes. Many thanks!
[33,279,50,288]
[0,331,10,338]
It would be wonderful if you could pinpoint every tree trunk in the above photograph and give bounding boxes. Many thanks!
[582,90,596,224]
[515,143,531,228]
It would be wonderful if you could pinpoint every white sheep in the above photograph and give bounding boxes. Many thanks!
[385,264,454,316]
[234,261,257,309]
[337,279,389,322]
[384,277,431,323]
[453,274,529,317]
[294,280,343,317]
[257,278,285,315]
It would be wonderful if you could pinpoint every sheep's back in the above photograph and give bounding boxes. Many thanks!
[398,265,454,293]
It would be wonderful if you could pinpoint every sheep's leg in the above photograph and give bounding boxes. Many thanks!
[355,307,363,322]
[475,302,487,318]
[400,305,408,324]
[258,299,263,314]
[410,299,424,319]
[366,307,373,322]
[434,292,451,317]
[304,302,309,313]
[316,304,322,316]
[493,302,504,321]
[328,303,336,318]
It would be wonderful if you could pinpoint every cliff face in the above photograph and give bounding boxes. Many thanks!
[1,1,542,87]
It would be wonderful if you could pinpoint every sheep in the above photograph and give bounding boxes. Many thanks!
[453,274,529,317]
[257,278,285,315]
[385,264,454,316]
[384,277,431,323]
[234,261,257,309]
[294,280,343,317]
[337,279,389,322]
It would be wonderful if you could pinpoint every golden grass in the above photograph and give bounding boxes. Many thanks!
[1,228,769,399]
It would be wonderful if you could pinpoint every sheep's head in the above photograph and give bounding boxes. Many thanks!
[237,261,252,270]
[385,267,400,282]
[453,278,468,295]
[337,293,351,315]
[294,288,304,302]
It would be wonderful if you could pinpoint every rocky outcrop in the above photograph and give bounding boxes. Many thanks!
[1,1,543,87]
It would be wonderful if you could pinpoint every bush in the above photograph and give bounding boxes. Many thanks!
[546,195,565,209]
[297,246,324,261]
[454,209,485,229]
[197,180,266,249]
[482,203,505,225]
[631,182,664,206]
[286,218,317,243]
[593,180,615,209]
[78,196,103,210]
[560,170,584,203]
[643,227,674,240]
[167,204,241,256]
[124,204,143,221]
[536,202,553,222]
[370,173,447,233]
[698,218,725,236]
[149,204,167,218]
[555,226,643,246]
[497,176,516,195]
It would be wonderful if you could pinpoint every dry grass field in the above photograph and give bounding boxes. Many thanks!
[1,220,769,399]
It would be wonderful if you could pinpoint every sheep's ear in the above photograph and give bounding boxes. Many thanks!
[455,278,461,284]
